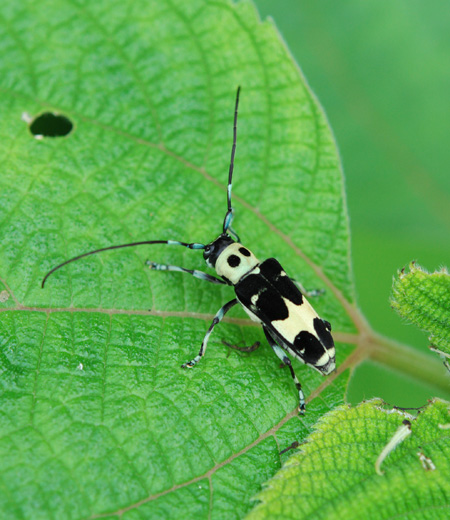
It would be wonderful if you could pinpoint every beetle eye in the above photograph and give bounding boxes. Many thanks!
[203,246,211,260]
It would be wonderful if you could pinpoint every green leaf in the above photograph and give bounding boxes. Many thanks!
[0,0,356,518]
[391,262,450,362]
[2,1,448,519]
[247,398,450,520]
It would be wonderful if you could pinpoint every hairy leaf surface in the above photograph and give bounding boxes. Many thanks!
[392,263,450,362]
[248,399,450,520]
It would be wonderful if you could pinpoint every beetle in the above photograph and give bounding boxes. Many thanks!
[42,87,336,413]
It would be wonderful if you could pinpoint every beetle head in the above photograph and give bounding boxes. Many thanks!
[203,234,235,268]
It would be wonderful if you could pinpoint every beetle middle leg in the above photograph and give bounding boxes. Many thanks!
[292,279,324,298]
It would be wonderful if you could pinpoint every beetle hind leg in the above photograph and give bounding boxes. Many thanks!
[263,327,306,414]
[222,339,261,353]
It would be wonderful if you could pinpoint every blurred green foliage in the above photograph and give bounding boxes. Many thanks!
[254,0,450,405]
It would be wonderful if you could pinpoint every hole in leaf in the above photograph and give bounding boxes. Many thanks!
[29,112,73,138]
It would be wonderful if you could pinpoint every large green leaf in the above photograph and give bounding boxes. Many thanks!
[247,398,450,519]
[0,0,355,518]
[2,1,447,519]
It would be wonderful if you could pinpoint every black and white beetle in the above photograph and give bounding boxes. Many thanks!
[42,87,336,413]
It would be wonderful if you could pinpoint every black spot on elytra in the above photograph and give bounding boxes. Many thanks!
[236,274,289,321]
[293,331,324,365]
[227,254,241,267]
[313,318,334,350]
[259,258,303,305]
[239,247,251,257]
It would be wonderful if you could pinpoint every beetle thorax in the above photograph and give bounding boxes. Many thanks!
[214,243,259,285]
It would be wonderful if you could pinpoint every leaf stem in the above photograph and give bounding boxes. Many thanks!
[366,332,450,394]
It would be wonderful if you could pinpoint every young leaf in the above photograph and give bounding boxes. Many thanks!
[391,263,450,363]
[247,398,450,520]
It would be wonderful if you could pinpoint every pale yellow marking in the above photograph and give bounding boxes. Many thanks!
[215,243,259,285]
[240,304,262,324]
[271,298,317,345]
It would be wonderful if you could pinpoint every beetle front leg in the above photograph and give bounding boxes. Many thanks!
[146,261,227,285]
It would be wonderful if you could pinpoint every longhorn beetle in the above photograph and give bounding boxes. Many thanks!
[42,87,336,413]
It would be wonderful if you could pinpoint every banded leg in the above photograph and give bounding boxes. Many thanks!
[146,261,227,285]
[263,327,306,414]
[182,299,238,368]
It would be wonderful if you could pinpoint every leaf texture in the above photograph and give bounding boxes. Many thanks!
[248,399,450,520]
[0,0,354,518]
[392,263,450,359]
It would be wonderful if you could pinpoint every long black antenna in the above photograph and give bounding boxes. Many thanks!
[42,239,205,288]
[222,86,240,235]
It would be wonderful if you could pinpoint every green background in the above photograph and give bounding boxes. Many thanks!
[255,0,450,405]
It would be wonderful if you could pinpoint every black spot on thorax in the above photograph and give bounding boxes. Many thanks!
[239,247,251,257]
[227,254,241,267]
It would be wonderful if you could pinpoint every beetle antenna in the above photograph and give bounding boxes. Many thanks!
[222,86,240,237]
[41,239,205,288]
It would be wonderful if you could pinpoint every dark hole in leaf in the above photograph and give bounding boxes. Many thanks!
[29,112,73,137]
